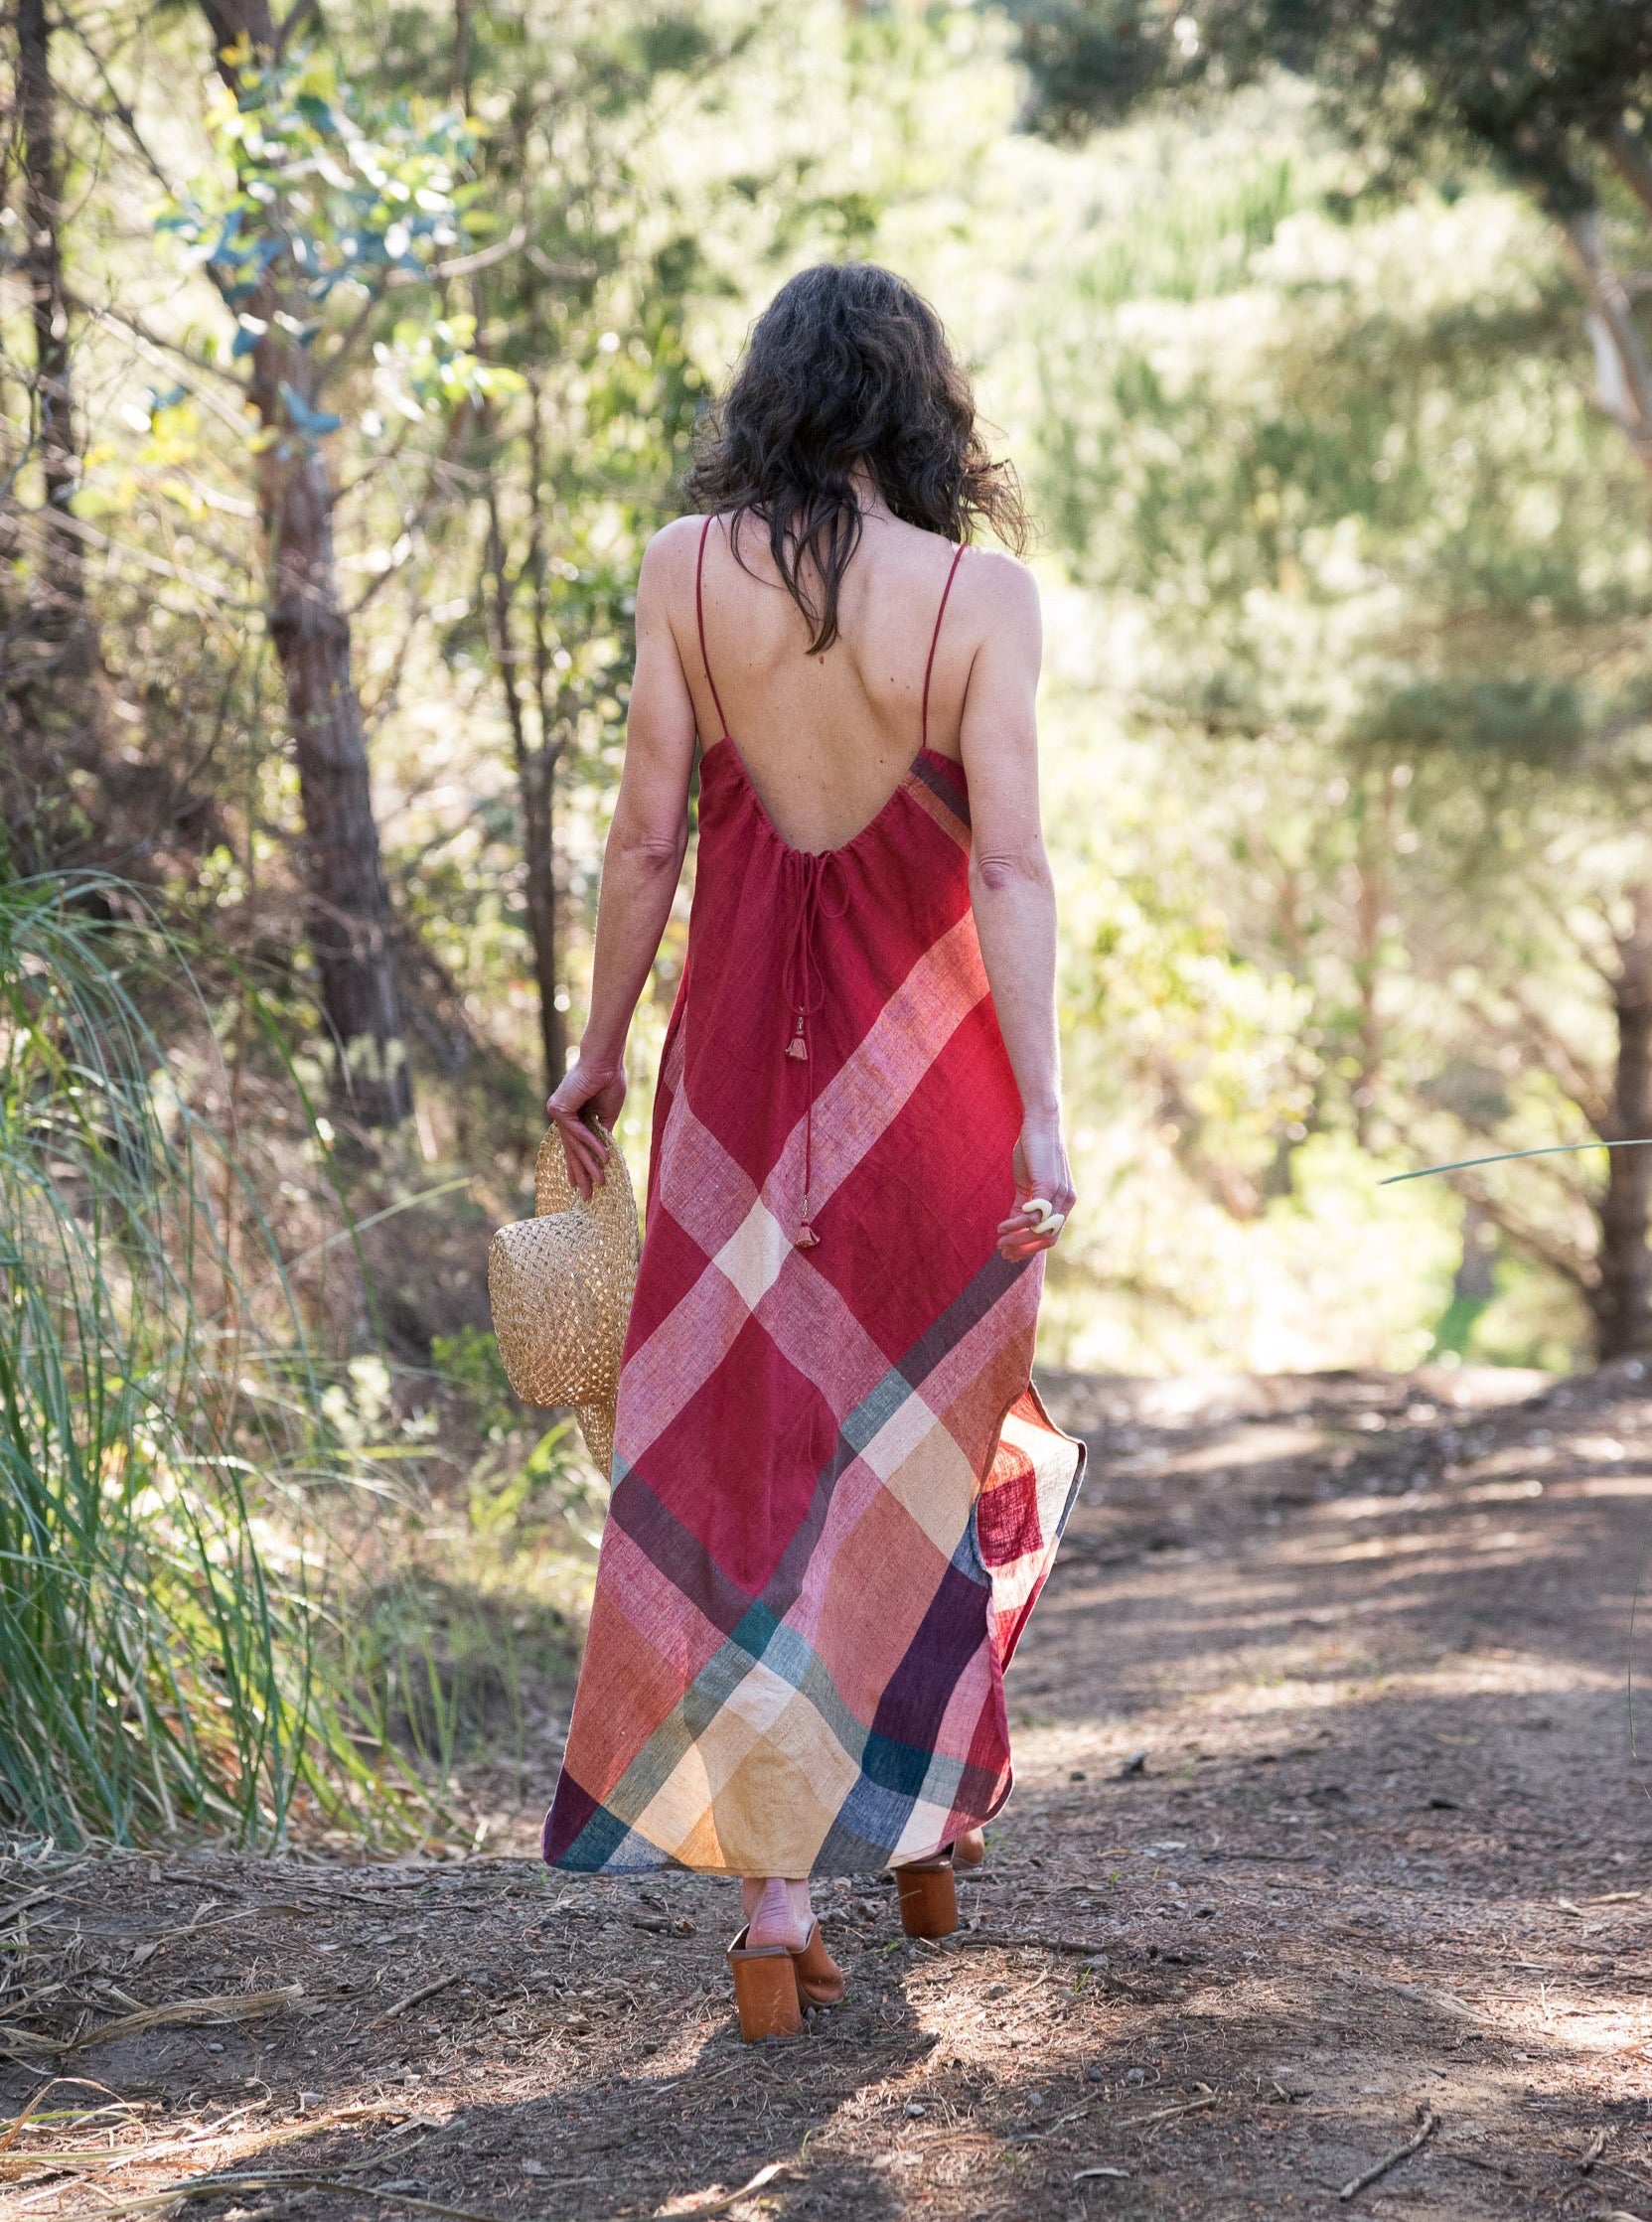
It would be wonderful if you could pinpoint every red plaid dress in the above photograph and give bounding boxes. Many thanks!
[542,521,1085,1876]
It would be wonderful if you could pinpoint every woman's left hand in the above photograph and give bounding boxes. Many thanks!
[546,1058,627,1200]
[997,1113,1076,1262]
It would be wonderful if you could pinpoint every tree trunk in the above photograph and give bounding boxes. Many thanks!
[1351,772,1391,1151]
[1557,203,1652,471]
[522,363,566,1088]
[198,0,410,1126]
[255,407,411,1125]
[17,0,82,623]
[476,213,564,1098]
[1430,1198,1497,1359]
[3,0,101,870]
[483,481,562,1097]
[1591,883,1652,1359]
[521,741,561,1092]
[452,0,474,100]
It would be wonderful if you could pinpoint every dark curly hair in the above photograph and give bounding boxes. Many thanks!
[681,262,1029,654]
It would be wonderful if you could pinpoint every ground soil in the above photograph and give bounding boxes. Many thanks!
[5,1362,1652,2222]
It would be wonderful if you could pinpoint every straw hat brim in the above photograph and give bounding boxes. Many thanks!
[488,1120,638,1474]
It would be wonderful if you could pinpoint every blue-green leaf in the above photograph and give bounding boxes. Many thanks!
[279,381,343,436]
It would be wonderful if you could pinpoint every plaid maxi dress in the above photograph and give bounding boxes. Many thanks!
[542,522,1086,1877]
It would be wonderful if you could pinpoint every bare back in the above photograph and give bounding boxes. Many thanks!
[677,512,975,855]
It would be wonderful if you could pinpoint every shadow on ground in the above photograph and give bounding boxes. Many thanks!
[3,1363,1651,2218]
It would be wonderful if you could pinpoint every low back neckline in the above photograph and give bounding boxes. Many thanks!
[693,515,967,860]
[704,734,955,863]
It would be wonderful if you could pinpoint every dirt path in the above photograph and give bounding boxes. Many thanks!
[5,1365,1651,2221]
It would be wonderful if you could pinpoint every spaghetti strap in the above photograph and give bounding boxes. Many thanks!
[695,517,731,741]
[920,543,967,753]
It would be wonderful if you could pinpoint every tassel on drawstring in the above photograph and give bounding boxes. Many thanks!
[779,853,847,1251]
[787,1003,816,1242]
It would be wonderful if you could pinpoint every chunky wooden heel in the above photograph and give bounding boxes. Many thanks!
[789,1919,844,2007]
[728,1926,804,2041]
[895,1854,958,1939]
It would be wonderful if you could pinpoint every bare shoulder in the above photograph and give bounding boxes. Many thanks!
[955,545,1041,672]
[960,543,1039,614]
[638,514,710,597]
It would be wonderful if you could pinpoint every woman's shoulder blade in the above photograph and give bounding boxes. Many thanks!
[962,542,1038,603]
[645,514,709,565]
[637,516,711,611]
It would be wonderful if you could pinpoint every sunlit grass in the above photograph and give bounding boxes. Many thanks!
[0,872,427,1846]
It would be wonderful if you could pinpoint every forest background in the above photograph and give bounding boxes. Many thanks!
[6,0,1652,1848]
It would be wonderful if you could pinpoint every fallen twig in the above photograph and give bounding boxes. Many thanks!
[0,1889,61,1930]
[292,1872,441,1894]
[1338,2106,1437,2202]
[1006,2097,1093,2144]
[52,2167,510,2222]
[1203,1850,1320,1865]
[0,2096,419,2189]
[1,1986,71,2022]
[0,2078,137,2148]
[950,1930,1111,1958]
[82,1905,311,1947]
[2,2148,121,2180]
[4,1987,302,2062]
[582,2159,788,2222]
[1118,2095,1218,2132]
[1375,1980,1477,2026]
[377,1972,464,2021]
[1334,1971,1477,2026]
[72,1984,303,2052]
[1073,2164,1131,2181]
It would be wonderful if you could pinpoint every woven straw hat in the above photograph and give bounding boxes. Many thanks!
[487,1121,639,1475]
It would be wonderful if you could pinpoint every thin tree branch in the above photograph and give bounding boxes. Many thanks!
[1603,118,1652,224]
[1495,987,1613,1129]
[69,295,250,426]
[1437,1168,1592,1288]
[1557,204,1652,459]
[60,10,175,197]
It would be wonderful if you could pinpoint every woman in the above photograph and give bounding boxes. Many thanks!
[540,262,1084,2040]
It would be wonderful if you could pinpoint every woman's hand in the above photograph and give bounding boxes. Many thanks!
[997,1111,1076,1262]
[546,1058,628,1200]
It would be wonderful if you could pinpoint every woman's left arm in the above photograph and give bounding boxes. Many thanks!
[957,552,1076,1262]
[546,522,699,1196]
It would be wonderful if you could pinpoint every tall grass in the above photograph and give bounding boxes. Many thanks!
[0,874,410,1846]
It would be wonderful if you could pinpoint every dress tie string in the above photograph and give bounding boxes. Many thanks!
[778,847,849,1250]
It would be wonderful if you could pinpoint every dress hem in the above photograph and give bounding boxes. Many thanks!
[542,1369,1086,1880]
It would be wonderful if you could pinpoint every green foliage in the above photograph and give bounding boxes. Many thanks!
[1008,0,1652,208]
[0,875,419,1846]
[1008,81,1652,1362]
[157,39,518,446]
[431,1324,515,1440]
[23,0,1649,1434]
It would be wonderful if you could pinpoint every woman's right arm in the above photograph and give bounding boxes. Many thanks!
[546,522,699,1196]
[957,554,1076,1262]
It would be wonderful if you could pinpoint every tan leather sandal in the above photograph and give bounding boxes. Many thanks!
[954,1826,986,1868]
[894,1848,959,1939]
[789,1919,845,2007]
[727,1925,803,2041]
[727,1919,845,2040]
